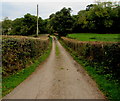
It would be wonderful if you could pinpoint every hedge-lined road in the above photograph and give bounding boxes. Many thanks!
[4,37,105,99]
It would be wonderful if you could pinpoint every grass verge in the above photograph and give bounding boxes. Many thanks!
[55,44,60,56]
[60,40,120,101]
[2,37,52,97]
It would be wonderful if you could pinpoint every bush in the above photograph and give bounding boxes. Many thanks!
[61,37,120,82]
[2,35,49,77]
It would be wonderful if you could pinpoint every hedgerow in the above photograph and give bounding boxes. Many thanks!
[2,36,49,77]
[61,37,120,82]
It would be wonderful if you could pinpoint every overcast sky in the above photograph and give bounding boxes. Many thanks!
[1,0,120,20]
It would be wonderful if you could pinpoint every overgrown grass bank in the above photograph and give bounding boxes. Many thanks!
[2,36,52,97]
[67,33,120,42]
[60,38,120,100]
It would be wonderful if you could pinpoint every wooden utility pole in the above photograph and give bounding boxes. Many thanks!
[36,4,38,37]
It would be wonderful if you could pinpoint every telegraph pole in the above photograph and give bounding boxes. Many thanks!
[36,4,38,37]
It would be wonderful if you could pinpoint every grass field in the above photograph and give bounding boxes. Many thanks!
[67,33,120,42]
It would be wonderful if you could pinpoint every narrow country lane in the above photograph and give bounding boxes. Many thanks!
[4,37,106,99]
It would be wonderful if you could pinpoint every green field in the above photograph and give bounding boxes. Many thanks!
[67,33,120,42]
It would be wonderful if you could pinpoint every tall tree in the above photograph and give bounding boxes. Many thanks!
[2,17,12,35]
[49,7,73,36]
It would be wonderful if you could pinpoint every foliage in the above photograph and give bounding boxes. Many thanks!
[72,2,120,33]
[61,37,120,82]
[2,36,49,77]
[60,40,120,100]
[2,2,120,35]
[2,37,52,96]
[2,17,12,35]
[42,7,73,36]
[2,14,48,36]
[67,33,120,42]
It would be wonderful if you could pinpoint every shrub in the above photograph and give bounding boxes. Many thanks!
[61,37,120,82]
[2,35,49,77]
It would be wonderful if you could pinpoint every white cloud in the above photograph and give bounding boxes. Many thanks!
[0,2,2,20]
[1,0,119,20]
[2,0,94,3]
[2,1,94,20]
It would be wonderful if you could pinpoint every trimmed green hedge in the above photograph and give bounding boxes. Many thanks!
[61,37,120,82]
[2,36,49,77]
